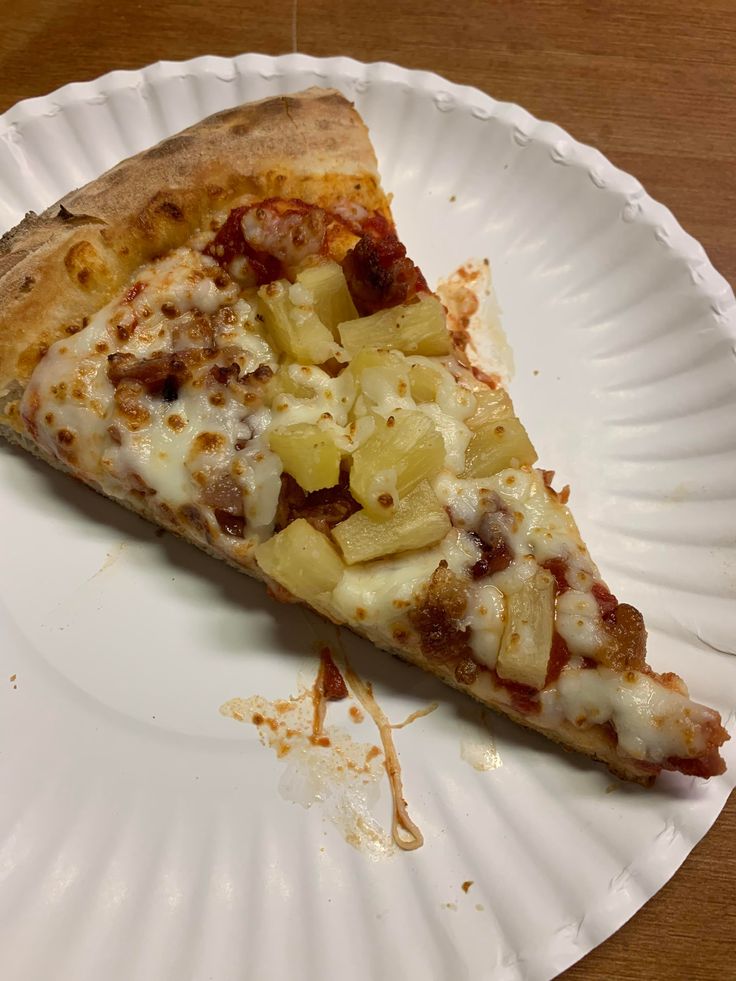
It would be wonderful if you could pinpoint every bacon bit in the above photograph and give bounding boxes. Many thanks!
[108,348,210,398]
[274,472,360,535]
[461,881,474,893]
[377,492,394,509]
[200,469,243,510]
[600,603,648,672]
[349,705,364,723]
[409,562,473,665]
[469,528,512,580]
[214,510,245,538]
[543,557,570,594]
[342,231,428,315]
[250,364,274,383]
[124,281,145,303]
[209,363,239,385]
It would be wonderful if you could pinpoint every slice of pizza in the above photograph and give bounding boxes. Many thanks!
[0,88,728,783]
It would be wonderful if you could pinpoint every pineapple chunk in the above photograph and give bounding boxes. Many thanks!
[338,294,451,357]
[333,481,450,564]
[349,348,413,417]
[255,518,344,600]
[462,417,537,476]
[269,424,341,492]
[258,279,337,364]
[496,570,555,689]
[296,261,358,335]
[465,388,514,432]
[350,409,445,518]
[409,361,444,403]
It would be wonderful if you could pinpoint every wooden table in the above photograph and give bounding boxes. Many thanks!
[1,1,734,977]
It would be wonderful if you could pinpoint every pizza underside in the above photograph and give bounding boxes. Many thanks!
[0,88,728,783]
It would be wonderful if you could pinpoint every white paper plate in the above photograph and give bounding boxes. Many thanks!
[1,54,735,981]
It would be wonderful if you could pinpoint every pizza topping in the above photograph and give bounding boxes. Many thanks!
[342,231,429,315]
[274,471,360,535]
[409,561,472,663]
[20,211,728,780]
[542,666,728,768]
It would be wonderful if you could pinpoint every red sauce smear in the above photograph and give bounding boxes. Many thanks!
[203,205,283,284]
[542,557,570,594]
[591,581,618,622]
[492,672,540,715]
[319,646,349,701]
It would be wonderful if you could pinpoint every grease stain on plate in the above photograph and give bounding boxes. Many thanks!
[221,691,394,858]
[459,711,503,772]
[436,258,515,387]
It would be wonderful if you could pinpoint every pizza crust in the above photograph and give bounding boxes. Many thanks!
[0,87,709,784]
[3,417,654,785]
[0,88,390,414]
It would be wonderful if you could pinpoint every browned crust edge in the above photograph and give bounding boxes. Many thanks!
[0,87,389,410]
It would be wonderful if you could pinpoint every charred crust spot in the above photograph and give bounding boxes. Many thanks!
[161,302,179,319]
[56,428,75,445]
[179,504,209,537]
[107,424,122,445]
[95,341,109,354]
[44,412,54,425]
[19,275,35,293]
[166,414,186,432]
[77,268,91,285]
[157,200,184,222]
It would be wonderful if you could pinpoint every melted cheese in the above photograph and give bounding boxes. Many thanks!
[540,666,718,763]
[23,248,282,545]
[20,235,719,773]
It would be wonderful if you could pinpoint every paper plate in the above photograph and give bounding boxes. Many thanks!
[0,54,735,981]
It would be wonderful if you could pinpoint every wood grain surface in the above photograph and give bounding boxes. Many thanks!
[1,1,734,978]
